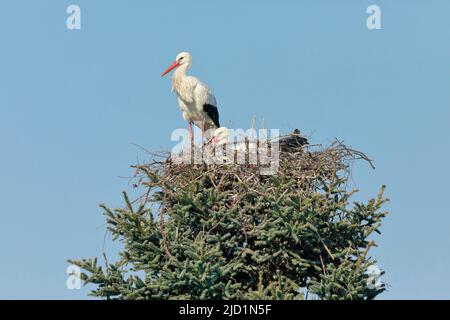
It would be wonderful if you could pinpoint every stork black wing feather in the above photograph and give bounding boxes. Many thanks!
[203,104,220,128]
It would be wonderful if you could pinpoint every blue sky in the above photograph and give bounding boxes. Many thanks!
[0,0,449,299]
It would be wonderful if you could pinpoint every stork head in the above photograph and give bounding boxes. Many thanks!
[161,51,192,77]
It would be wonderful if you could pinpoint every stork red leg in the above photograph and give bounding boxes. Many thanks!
[189,122,194,146]
[201,120,205,145]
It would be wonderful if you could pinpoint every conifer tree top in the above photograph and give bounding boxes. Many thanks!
[69,135,388,300]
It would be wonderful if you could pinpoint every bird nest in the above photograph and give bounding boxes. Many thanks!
[130,130,374,198]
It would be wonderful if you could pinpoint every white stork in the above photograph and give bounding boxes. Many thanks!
[161,52,221,145]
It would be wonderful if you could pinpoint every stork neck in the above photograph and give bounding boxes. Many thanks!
[173,63,190,79]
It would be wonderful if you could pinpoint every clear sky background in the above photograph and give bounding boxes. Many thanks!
[1,0,449,299]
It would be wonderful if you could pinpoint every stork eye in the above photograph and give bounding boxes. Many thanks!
[179,57,184,61]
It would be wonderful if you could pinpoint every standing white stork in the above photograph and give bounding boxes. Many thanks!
[161,52,220,145]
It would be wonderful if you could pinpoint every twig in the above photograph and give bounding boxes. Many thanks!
[159,194,173,259]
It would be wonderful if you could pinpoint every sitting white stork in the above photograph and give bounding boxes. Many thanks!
[161,52,220,145]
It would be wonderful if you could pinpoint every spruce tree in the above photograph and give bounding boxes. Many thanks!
[69,138,389,300]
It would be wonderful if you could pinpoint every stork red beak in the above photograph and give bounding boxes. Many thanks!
[161,61,180,77]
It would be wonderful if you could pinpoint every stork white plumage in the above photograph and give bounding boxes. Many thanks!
[161,52,221,145]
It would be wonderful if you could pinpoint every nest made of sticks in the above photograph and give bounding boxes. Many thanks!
[131,130,374,198]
